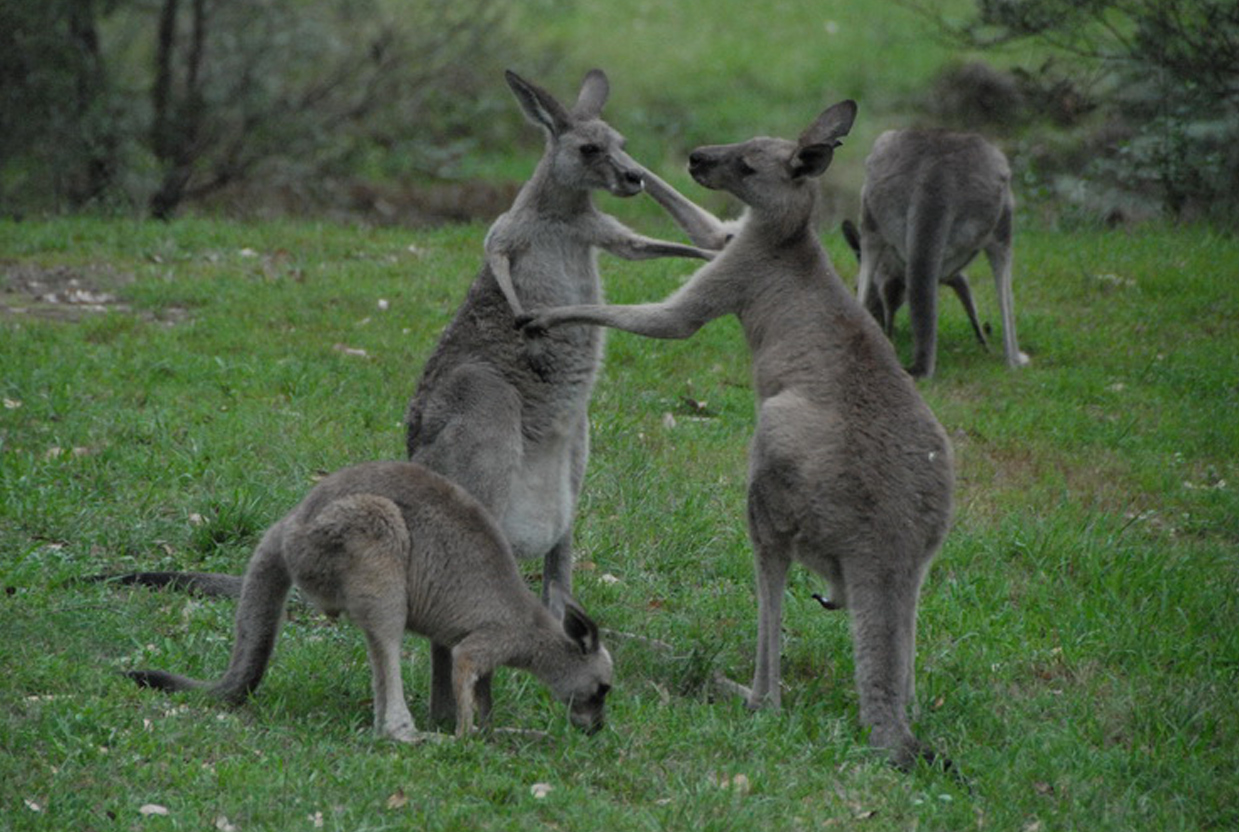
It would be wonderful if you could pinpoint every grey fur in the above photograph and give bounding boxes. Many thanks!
[405,69,713,723]
[853,128,1030,377]
[520,101,955,767]
[124,461,613,740]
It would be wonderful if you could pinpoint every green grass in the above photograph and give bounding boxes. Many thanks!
[2,215,1236,831]
[474,0,1014,202]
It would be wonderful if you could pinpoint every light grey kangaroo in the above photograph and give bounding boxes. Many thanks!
[405,69,713,723]
[852,128,1030,377]
[124,461,613,740]
[520,101,955,768]
[840,217,989,349]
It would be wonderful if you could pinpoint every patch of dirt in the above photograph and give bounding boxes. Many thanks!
[1,262,164,323]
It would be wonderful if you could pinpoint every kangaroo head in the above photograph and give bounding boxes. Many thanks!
[505,68,646,198]
[687,99,858,213]
[545,581,613,734]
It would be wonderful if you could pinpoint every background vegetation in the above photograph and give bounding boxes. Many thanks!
[3,0,1236,224]
[2,0,1237,830]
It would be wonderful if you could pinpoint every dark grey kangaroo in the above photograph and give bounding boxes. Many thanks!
[520,101,955,767]
[124,461,613,740]
[852,128,1030,377]
[405,68,714,724]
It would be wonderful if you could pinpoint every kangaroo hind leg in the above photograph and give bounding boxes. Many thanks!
[985,204,1029,369]
[303,494,421,742]
[943,273,989,348]
[844,557,933,769]
[746,503,794,710]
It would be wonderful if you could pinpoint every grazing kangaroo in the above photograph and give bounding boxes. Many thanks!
[520,101,955,768]
[840,218,989,349]
[852,128,1030,377]
[123,461,613,740]
[405,69,714,723]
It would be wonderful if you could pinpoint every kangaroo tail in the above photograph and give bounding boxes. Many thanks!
[904,203,952,376]
[90,571,244,598]
[127,527,293,705]
[126,668,212,693]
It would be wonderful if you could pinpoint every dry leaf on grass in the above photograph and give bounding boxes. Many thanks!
[707,772,751,795]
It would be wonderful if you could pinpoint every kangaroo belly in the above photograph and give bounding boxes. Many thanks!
[501,431,579,559]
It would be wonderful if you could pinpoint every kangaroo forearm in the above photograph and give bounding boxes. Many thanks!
[640,168,732,249]
[541,303,704,340]
[606,236,715,262]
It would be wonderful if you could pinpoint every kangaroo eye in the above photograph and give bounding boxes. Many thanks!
[580,144,602,158]
[737,158,757,177]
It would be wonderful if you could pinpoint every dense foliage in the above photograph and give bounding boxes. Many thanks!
[925,0,1239,221]
[0,0,514,218]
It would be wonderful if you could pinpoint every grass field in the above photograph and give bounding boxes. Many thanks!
[2,213,1236,830]
[2,1,1237,828]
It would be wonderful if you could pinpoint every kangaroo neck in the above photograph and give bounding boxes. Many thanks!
[513,158,594,220]
[738,204,817,252]
[512,609,569,675]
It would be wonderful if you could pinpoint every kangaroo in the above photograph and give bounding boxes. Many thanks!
[840,218,988,349]
[101,69,714,726]
[519,100,955,768]
[851,128,1029,377]
[405,69,714,724]
[123,461,613,740]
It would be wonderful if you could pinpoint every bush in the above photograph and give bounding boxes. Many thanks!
[912,0,1239,223]
[0,0,520,219]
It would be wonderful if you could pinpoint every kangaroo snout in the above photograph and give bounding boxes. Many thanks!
[688,148,724,188]
[570,705,606,735]
[608,164,645,197]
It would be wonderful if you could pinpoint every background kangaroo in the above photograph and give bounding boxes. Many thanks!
[124,461,613,740]
[852,128,1030,378]
[405,69,714,723]
[520,100,955,768]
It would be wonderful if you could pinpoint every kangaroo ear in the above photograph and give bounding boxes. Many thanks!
[790,99,858,179]
[572,69,610,120]
[506,69,573,137]
[841,219,862,259]
[547,581,601,655]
